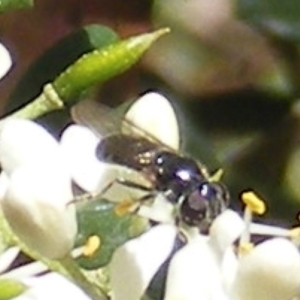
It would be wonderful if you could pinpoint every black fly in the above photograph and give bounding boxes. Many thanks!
[71,96,229,232]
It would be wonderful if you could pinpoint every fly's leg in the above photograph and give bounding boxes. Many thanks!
[71,179,155,207]
[97,178,153,198]
[106,179,156,215]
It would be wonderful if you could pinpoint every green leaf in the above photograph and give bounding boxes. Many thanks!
[237,0,300,42]
[8,24,119,113]
[53,28,170,101]
[0,279,27,300]
[0,0,33,13]
[76,199,147,270]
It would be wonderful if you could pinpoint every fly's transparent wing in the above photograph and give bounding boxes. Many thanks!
[71,99,124,138]
[71,99,177,152]
[71,99,210,183]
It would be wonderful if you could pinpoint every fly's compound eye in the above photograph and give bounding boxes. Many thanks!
[179,181,230,231]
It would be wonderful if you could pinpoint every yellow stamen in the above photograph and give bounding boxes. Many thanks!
[209,169,224,182]
[114,200,139,216]
[241,191,266,215]
[289,227,300,238]
[83,235,101,257]
[238,242,254,256]
[289,227,300,247]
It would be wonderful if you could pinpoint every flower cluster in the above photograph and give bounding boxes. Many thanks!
[67,92,300,300]
[0,91,180,260]
[0,60,299,299]
[109,192,300,300]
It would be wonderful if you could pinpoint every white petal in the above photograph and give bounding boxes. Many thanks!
[209,209,245,253]
[60,125,149,202]
[124,92,180,150]
[220,248,238,295]
[2,165,77,259]
[109,224,177,300]
[16,273,95,300]
[164,235,226,300]
[0,172,9,201]
[0,42,12,80]
[0,119,61,175]
[138,193,175,223]
[60,124,115,193]
[231,238,300,300]
[0,247,20,273]
[2,260,48,280]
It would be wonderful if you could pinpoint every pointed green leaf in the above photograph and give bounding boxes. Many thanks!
[76,199,147,270]
[8,24,118,113]
[53,28,170,101]
[0,279,27,300]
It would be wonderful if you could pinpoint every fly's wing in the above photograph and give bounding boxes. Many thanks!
[71,99,177,152]
[71,100,209,177]
[71,99,124,138]
[71,99,171,174]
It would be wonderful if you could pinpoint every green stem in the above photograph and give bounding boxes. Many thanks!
[7,84,64,119]
[58,255,106,300]
[4,28,170,121]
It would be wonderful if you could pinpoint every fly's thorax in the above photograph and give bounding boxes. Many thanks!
[151,151,206,203]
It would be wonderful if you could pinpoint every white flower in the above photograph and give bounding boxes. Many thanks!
[65,91,300,300]
[0,119,77,259]
[0,42,12,80]
[109,205,300,300]
[110,224,177,300]
[109,209,243,300]
[230,238,300,300]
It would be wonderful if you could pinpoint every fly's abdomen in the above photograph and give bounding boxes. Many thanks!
[95,134,160,171]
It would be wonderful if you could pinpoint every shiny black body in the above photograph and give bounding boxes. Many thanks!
[72,99,230,230]
[96,134,205,203]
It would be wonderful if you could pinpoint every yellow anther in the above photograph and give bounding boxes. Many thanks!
[209,169,224,182]
[114,200,139,216]
[290,227,300,246]
[241,191,266,215]
[83,235,101,257]
[289,227,300,243]
[289,227,300,238]
[238,242,254,256]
